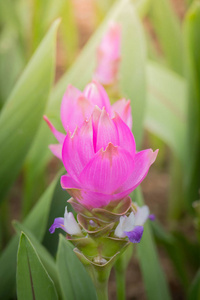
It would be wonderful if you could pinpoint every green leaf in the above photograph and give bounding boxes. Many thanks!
[184,1,200,206]
[135,188,171,300]
[17,232,58,300]
[0,27,24,107]
[151,221,189,288]
[147,0,183,74]
[0,235,19,299]
[118,0,147,146]
[59,0,79,64]
[188,269,200,300]
[23,169,64,240]
[0,170,62,299]
[56,235,97,300]
[42,169,71,257]
[145,61,187,165]
[0,19,59,202]
[14,221,62,299]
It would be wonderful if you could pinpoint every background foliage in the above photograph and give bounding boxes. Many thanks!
[0,0,199,299]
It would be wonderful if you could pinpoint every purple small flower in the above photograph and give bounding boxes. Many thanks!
[125,226,144,243]
[149,214,155,221]
[114,204,150,243]
[49,207,82,235]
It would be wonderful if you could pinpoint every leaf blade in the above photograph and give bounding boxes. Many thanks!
[0,169,62,299]
[135,188,171,300]
[17,232,58,300]
[145,61,186,164]
[0,19,59,201]
[56,235,97,300]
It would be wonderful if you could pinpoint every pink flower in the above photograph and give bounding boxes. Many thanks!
[61,107,158,208]
[44,81,131,160]
[93,22,121,85]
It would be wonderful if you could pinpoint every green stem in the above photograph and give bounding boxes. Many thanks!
[84,259,111,300]
[114,244,133,300]
[95,278,109,300]
[115,268,126,300]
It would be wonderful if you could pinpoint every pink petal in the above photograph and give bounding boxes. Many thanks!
[61,175,116,208]
[115,149,159,194]
[43,115,65,144]
[113,113,136,156]
[99,23,121,59]
[91,106,101,151]
[112,99,132,129]
[62,119,94,180]
[93,23,121,85]
[95,108,119,152]
[77,190,116,208]
[61,174,80,189]
[61,174,133,208]
[49,144,62,160]
[93,60,118,85]
[79,143,135,194]
[61,85,93,133]
[83,81,111,115]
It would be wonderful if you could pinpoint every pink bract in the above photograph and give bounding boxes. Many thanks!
[61,107,158,208]
[44,81,132,160]
[93,22,121,85]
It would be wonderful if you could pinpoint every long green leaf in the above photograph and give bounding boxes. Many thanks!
[151,221,189,288]
[135,188,171,300]
[0,19,59,202]
[0,27,24,107]
[14,221,62,299]
[118,0,146,146]
[42,169,71,257]
[17,233,58,300]
[0,170,61,299]
[184,1,200,207]
[188,269,200,300]
[145,61,187,165]
[56,235,97,300]
[148,0,183,74]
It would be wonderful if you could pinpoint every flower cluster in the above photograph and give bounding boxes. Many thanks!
[45,23,158,258]
[44,80,132,160]
[44,81,157,209]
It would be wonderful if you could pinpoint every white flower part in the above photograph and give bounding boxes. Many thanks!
[64,207,82,235]
[114,212,135,238]
[134,205,150,226]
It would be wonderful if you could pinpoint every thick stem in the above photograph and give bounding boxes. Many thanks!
[83,258,112,300]
[114,244,133,300]
[95,278,109,300]
[115,268,126,300]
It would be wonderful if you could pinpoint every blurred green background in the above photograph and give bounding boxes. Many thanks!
[0,0,200,299]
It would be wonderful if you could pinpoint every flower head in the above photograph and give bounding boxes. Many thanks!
[61,107,158,208]
[44,81,131,159]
